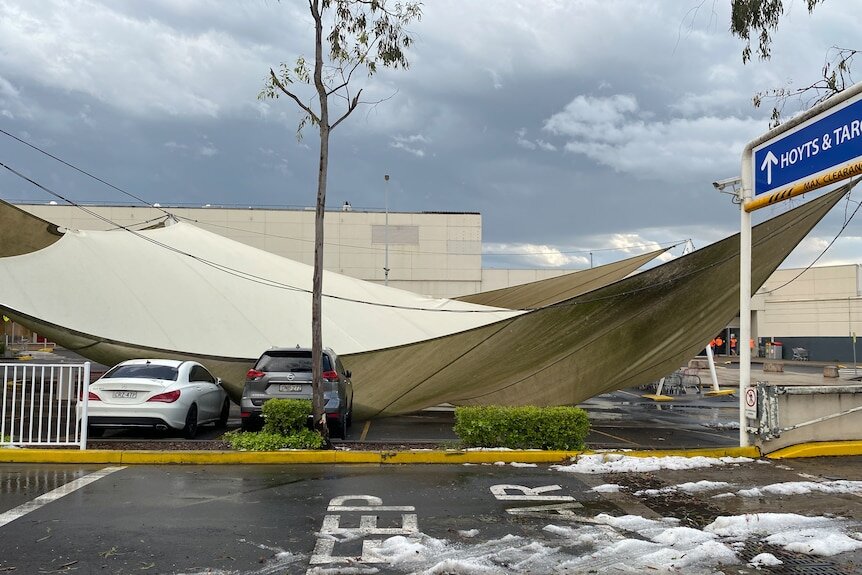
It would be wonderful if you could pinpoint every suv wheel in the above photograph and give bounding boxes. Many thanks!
[332,415,347,440]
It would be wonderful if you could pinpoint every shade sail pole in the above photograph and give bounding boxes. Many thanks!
[738,183,752,447]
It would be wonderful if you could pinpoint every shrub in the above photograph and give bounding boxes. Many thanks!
[221,399,323,451]
[454,405,589,450]
[222,429,324,451]
[262,399,312,435]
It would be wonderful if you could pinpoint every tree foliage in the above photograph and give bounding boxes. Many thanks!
[730,0,825,63]
[260,0,421,139]
[258,1,421,442]
[730,0,855,127]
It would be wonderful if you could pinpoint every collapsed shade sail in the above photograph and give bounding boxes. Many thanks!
[0,184,853,418]
[454,247,670,309]
[345,184,854,418]
[0,211,522,359]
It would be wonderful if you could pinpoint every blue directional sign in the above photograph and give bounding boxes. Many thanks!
[752,90,862,197]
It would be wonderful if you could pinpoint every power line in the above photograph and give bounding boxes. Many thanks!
[0,160,520,313]
[0,127,173,219]
[756,183,862,295]
[1,128,687,259]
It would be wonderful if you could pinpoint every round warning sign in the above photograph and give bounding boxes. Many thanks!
[744,387,758,419]
[745,388,757,407]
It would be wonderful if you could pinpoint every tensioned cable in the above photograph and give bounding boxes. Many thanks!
[5,159,854,315]
[756,183,861,295]
[9,124,845,309]
[0,127,174,219]
[0,160,531,313]
[1,126,686,259]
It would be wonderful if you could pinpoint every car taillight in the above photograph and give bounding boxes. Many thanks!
[322,370,339,382]
[147,390,181,403]
[80,389,100,401]
[246,369,265,380]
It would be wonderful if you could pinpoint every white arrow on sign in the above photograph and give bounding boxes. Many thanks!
[760,151,779,185]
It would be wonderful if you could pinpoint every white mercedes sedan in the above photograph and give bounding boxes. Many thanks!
[79,359,230,438]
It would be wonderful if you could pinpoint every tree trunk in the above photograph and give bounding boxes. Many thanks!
[311,0,329,444]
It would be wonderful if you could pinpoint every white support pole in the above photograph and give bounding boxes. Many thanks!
[704,344,720,393]
[739,186,752,447]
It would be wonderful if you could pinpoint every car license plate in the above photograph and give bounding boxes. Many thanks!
[112,391,137,399]
[279,385,303,393]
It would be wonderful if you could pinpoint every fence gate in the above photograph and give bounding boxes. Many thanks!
[1,363,91,450]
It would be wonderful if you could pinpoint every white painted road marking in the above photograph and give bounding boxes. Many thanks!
[310,495,419,568]
[490,484,575,501]
[0,466,126,529]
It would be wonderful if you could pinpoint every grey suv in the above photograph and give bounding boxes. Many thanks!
[240,347,354,438]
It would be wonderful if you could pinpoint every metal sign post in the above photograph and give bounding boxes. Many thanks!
[738,81,862,447]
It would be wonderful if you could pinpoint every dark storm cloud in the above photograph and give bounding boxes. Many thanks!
[0,0,860,268]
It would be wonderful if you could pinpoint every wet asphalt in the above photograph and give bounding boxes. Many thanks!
[2,358,861,573]
[1,458,861,574]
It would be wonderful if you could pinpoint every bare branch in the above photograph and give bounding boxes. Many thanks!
[753,46,857,127]
[268,68,321,125]
[330,88,362,130]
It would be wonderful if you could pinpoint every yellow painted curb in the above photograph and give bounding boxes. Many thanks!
[766,440,862,459]
[704,389,735,397]
[642,394,674,402]
[0,447,767,464]
[0,449,124,464]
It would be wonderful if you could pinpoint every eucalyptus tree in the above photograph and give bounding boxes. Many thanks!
[730,0,855,126]
[260,0,422,441]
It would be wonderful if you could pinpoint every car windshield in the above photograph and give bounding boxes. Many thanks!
[256,351,332,373]
[103,364,179,381]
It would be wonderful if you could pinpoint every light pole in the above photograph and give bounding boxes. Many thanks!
[384,174,390,286]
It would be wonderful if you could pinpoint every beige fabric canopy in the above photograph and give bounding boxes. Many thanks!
[0,184,853,418]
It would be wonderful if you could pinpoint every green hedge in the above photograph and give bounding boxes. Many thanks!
[221,399,324,451]
[262,398,312,435]
[453,405,589,450]
[222,429,324,451]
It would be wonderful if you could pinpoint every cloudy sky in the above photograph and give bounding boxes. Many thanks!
[0,0,860,269]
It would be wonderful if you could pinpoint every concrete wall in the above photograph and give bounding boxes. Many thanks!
[19,204,484,298]
[751,264,862,361]
[753,384,862,454]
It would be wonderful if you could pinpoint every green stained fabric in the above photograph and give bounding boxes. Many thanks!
[345,184,855,418]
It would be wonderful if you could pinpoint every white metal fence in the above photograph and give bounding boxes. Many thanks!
[1,363,90,449]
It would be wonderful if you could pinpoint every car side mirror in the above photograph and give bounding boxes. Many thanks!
[345,370,352,379]
[216,377,223,387]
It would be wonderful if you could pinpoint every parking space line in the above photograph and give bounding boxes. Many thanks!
[360,420,371,441]
[589,428,639,445]
[0,466,126,529]
[683,427,739,440]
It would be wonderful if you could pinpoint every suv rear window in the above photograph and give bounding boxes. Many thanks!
[256,351,332,373]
